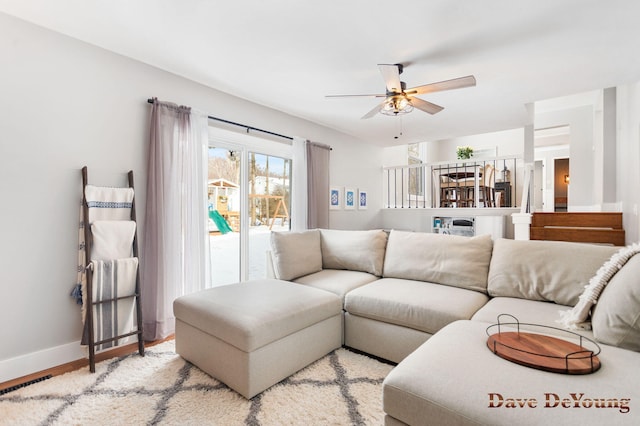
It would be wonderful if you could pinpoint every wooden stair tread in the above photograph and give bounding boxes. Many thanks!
[530,212,625,246]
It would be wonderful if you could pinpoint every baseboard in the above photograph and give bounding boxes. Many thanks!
[0,340,85,384]
[567,205,598,212]
[602,202,623,212]
[567,204,623,213]
[0,335,173,391]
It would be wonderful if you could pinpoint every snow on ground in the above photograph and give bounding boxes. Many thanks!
[209,224,288,286]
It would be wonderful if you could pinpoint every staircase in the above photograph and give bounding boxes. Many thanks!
[530,212,625,246]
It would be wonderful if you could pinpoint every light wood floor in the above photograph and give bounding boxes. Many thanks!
[0,335,174,393]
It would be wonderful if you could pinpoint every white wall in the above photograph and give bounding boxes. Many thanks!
[536,106,596,210]
[329,141,384,229]
[616,83,640,244]
[426,128,525,162]
[382,128,525,169]
[0,13,383,381]
[602,88,618,207]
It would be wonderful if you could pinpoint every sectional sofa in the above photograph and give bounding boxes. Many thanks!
[268,228,640,425]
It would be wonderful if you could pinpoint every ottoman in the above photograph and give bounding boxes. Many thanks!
[173,279,342,398]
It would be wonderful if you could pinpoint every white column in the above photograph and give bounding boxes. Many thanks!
[512,213,532,240]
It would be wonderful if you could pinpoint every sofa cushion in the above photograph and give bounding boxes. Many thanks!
[382,230,493,293]
[471,297,594,340]
[344,278,489,335]
[488,238,618,306]
[270,229,322,280]
[294,269,380,300]
[319,229,388,276]
[592,254,640,352]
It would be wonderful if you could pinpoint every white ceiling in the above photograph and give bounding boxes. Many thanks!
[2,0,640,147]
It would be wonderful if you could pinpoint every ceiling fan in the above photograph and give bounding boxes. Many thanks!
[326,64,476,119]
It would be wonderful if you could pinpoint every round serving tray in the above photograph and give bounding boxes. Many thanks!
[486,314,601,375]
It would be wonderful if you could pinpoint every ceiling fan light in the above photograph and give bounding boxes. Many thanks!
[400,101,414,114]
[380,97,413,116]
[381,100,395,112]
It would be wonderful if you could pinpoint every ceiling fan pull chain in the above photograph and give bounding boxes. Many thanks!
[395,116,404,139]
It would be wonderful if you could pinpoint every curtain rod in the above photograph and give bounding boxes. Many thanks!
[147,98,293,141]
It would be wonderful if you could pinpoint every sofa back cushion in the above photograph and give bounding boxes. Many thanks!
[320,229,388,276]
[270,229,322,280]
[488,238,619,306]
[592,253,640,352]
[382,230,493,293]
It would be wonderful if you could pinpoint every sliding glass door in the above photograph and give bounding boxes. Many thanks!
[247,152,291,280]
[207,131,292,286]
[208,146,241,286]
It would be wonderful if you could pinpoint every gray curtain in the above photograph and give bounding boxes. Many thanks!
[142,99,209,341]
[306,142,331,229]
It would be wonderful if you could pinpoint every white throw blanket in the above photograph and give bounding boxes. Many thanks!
[85,185,134,222]
[82,258,139,349]
[90,221,136,261]
[558,243,640,330]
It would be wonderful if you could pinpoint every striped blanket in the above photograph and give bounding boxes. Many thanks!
[81,258,139,349]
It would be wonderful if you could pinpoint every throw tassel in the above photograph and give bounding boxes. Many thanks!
[70,283,83,305]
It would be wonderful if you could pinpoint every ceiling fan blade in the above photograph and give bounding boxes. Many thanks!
[325,93,387,98]
[410,97,444,115]
[361,101,386,119]
[406,75,476,96]
[378,64,403,93]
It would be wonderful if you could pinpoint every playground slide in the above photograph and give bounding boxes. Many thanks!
[209,210,233,234]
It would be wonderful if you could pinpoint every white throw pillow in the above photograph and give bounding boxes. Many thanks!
[592,253,640,351]
[320,229,388,276]
[558,243,640,330]
[270,229,322,280]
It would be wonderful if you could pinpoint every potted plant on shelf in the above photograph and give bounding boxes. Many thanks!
[456,146,474,160]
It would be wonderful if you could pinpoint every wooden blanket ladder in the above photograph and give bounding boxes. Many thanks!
[81,166,144,372]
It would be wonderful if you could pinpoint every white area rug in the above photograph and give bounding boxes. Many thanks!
[0,341,393,425]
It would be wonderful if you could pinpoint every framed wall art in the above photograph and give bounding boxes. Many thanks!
[330,186,342,210]
[358,189,368,210]
[344,187,356,210]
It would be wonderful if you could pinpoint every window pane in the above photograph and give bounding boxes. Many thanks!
[208,147,240,286]
[248,152,291,280]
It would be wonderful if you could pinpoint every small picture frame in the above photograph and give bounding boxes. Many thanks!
[344,187,356,210]
[330,186,342,210]
[358,189,368,210]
